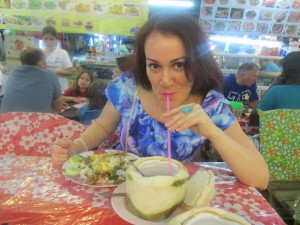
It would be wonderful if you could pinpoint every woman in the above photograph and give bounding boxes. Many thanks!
[250,51,300,125]
[258,51,300,110]
[52,13,269,190]
[63,70,94,103]
[42,26,76,91]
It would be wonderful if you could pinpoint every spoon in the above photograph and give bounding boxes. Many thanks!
[97,192,127,197]
[53,144,91,163]
[128,160,147,177]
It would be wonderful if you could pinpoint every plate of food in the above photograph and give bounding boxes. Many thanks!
[74,3,90,13]
[108,4,123,15]
[18,16,32,26]
[287,12,300,22]
[262,0,276,7]
[201,20,212,31]
[28,0,42,10]
[92,2,107,14]
[3,15,18,25]
[32,16,44,26]
[58,0,73,10]
[11,0,27,9]
[272,23,284,34]
[293,0,300,8]
[274,11,286,22]
[256,22,269,33]
[124,4,140,16]
[285,24,298,35]
[245,10,257,19]
[243,22,255,32]
[260,11,272,20]
[249,0,259,6]
[0,0,10,8]
[272,23,283,34]
[62,150,139,187]
[213,21,226,30]
[277,0,290,8]
[43,0,57,10]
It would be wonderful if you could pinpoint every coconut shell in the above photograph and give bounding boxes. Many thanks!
[168,207,251,225]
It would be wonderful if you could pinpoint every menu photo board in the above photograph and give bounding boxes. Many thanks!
[0,0,148,36]
[199,0,300,37]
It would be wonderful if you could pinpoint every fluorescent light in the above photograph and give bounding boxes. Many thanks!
[148,0,194,7]
[209,36,283,48]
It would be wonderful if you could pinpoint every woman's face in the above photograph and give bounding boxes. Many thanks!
[78,73,92,90]
[42,33,57,50]
[145,31,193,110]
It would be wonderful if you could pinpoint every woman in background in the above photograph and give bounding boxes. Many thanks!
[42,26,76,91]
[63,70,94,103]
[250,51,300,125]
[77,79,107,125]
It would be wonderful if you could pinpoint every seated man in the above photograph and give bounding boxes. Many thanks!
[0,46,64,114]
[223,62,259,109]
[259,58,281,73]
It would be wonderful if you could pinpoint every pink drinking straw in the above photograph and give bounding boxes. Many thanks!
[166,94,172,176]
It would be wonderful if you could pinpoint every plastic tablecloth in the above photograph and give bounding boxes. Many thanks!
[239,114,259,136]
[0,153,285,225]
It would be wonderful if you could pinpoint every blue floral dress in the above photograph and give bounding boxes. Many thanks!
[106,72,236,161]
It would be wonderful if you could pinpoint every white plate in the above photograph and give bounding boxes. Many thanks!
[111,182,186,225]
[62,150,139,187]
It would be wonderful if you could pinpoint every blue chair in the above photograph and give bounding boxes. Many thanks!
[79,109,102,125]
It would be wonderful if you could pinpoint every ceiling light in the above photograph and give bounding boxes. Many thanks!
[148,0,194,7]
[209,35,283,48]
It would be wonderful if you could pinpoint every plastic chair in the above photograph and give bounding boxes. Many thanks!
[258,109,300,181]
[79,109,102,125]
[0,112,87,156]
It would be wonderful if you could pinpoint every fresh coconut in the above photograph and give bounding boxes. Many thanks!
[168,207,251,225]
[126,156,189,221]
[183,169,215,209]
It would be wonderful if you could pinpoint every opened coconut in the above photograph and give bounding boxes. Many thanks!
[183,169,215,209]
[168,207,251,225]
[126,156,189,221]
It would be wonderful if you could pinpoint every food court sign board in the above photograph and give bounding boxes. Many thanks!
[0,0,148,36]
[199,0,300,37]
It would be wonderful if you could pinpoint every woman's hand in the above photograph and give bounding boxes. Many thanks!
[51,140,77,165]
[163,104,219,139]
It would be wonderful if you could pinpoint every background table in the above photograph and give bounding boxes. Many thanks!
[60,103,82,122]
[239,114,259,136]
[0,153,285,225]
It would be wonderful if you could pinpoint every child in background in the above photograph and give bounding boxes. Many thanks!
[77,79,108,125]
[63,70,94,103]
[72,58,81,71]
[42,26,76,92]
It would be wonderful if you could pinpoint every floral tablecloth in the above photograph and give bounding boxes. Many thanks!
[0,112,120,156]
[0,153,285,225]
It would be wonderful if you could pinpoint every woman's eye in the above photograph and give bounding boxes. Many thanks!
[148,63,159,70]
[174,62,184,69]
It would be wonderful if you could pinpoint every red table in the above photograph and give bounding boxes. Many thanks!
[239,114,259,136]
[0,153,285,225]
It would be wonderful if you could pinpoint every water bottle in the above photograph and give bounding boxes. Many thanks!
[279,48,286,57]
